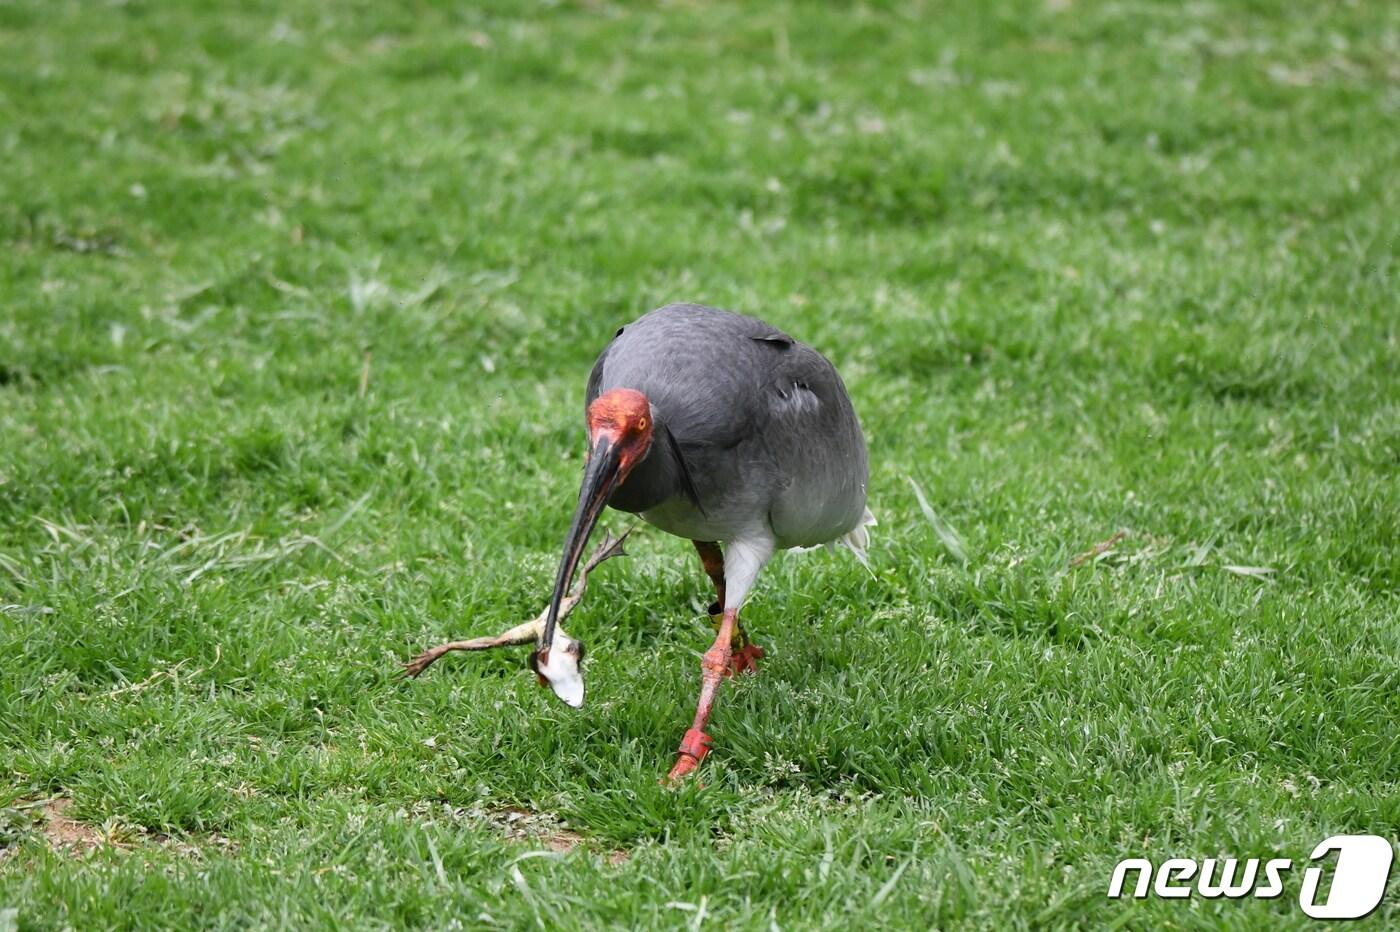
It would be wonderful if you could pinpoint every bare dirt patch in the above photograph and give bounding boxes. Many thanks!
[412,801,629,864]
[0,797,235,862]
[0,798,106,860]
[488,806,588,853]
[483,806,631,864]
[39,799,106,854]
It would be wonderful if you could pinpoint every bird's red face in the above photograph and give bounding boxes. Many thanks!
[535,388,654,706]
[585,388,655,473]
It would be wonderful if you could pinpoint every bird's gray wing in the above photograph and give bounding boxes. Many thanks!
[753,339,870,547]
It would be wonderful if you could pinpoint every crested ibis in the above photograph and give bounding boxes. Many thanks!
[532,302,873,781]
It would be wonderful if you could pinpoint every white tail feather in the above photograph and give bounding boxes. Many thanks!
[832,506,877,571]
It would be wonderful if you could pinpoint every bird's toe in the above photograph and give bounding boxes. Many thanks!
[665,755,700,783]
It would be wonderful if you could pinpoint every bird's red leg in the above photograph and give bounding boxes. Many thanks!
[692,541,763,676]
[667,607,741,782]
[692,540,726,613]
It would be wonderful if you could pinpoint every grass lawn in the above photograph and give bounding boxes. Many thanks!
[2,0,1398,927]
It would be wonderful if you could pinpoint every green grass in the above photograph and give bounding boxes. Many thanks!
[2,0,1398,927]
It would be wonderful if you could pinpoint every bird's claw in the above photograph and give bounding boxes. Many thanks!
[727,643,764,676]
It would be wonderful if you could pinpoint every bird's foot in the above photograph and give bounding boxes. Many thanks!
[665,727,712,783]
[726,643,765,676]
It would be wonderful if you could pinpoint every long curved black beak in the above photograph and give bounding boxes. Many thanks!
[540,434,621,653]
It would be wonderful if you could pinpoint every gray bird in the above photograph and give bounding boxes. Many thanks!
[531,303,873,780]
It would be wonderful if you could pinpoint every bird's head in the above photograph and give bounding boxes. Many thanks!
[583,387,655,462]
[533,388,654,707]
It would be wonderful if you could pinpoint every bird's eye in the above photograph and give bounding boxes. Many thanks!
[637,417,648,431]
